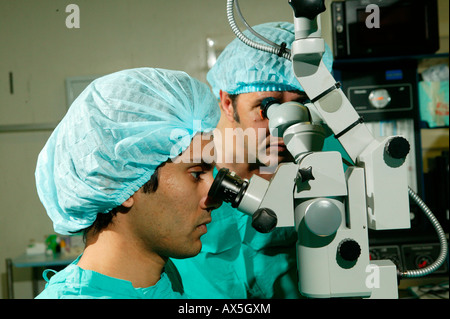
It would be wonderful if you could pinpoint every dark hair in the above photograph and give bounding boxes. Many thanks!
[228,93,240,123]
[82,162,166,243]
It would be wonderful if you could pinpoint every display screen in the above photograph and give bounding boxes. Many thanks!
[355,5,427,46]
[345,0,438,57]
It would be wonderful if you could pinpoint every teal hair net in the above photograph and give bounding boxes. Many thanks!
[36,68,220,235]
[207,21,333,98]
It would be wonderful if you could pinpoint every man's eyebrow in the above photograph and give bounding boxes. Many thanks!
[288,91,310,102]
[190,160,216,170]
[254,92,309,104]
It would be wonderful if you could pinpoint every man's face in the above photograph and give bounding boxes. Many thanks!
[231,91,307,169]
[128,134,220,259]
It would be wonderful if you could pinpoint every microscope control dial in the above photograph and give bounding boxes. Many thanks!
[288,0,326,19]
[385,136,410,160]
[251,208,278,233]
[338,239,361,262]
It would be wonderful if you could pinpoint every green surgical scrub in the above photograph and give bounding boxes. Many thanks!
[173,202,300,298]
[36,256,185,299]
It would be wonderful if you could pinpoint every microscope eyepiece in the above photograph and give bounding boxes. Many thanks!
[208,168,249,208]
[260,97,280,119]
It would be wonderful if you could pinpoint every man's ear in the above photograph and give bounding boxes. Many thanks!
[219,90,237,123]
[121,196,135,208]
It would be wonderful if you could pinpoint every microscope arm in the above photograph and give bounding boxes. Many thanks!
[289,0,376,162]
[288,0,411,231]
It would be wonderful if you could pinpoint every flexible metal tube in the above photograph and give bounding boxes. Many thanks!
[401,187,448,278]
[226,0,292,60]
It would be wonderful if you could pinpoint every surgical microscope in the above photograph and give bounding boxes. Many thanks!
[208,0,448,298]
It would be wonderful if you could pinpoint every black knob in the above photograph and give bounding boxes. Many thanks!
[385,136,410,160]
[338,239,361,262]
[297,166,315,182]
[288,0,326,20]
[252,208,277,233]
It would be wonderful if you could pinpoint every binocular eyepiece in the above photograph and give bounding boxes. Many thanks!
[208,168,249,208]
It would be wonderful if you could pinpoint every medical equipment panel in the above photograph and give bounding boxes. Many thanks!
[331,0,440,59]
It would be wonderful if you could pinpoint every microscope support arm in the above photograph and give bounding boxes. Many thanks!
[288,0,411,231]
[289,0,376,163]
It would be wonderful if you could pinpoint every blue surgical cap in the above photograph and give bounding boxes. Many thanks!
[36,68,220,235]
[207,22,333,98]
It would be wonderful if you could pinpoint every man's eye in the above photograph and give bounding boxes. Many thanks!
[190,171,203,180]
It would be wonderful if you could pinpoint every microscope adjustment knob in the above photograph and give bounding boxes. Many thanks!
[297,166,315,183]
[252,208,278,233]
[288,0,326,20]
[338,239,361,262]
[385,136,410,160]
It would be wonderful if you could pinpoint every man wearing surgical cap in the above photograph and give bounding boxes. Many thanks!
[35,68,222,299]
[172,22,340,298]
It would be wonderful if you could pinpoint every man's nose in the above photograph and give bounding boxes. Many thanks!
[204,195,223,211]
[202,172,223,211]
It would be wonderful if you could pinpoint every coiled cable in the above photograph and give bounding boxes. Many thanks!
[400,187,448,278]
[226,0,292,60]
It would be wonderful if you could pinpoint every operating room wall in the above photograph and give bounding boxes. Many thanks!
[0,0,296,299]
[0,0,448,299]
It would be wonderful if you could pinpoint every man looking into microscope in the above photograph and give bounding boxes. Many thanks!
[35,68,222,299]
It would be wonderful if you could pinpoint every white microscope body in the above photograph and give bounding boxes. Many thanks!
[287,0,410,298]
[236,93,410,298]
[227,1,410,298]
